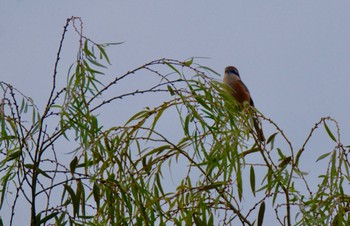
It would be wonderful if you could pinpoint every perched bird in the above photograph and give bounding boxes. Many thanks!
[223,66,265,141]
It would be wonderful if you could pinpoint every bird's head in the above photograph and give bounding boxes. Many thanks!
[224,66,240,77]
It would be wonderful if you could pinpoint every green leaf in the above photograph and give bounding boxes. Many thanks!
[20,98,27,113]
[97,44,111,64]
[35,213,41,226]
[101,41,124,47]
[198,66,221,77]
[155,174,165,196]
[184,114,191,136]
[125,109,151,125]
[192,214,205,226]
[39,212,58,224]
[64,184,78,217]
[36,168,52,179]
[194,95,211,112]
[24,164,52,179]
[76,180,84,216]
[145,145,171,157]
[83,40,94,58]
[332,212,343,226]
[200,182,225,190]
[331,151,337,178]
[250,166,256,197]
[164,62,181,75]
[167,85,175,96]
[257,201,265,226]
[7,150,21,161]
[147,105,166,139]
[92,182,101,209]
[86,56,107,68]
[278,156,292,168]
[70,156,78,175]
[316,151,332,162]
[266,132,278,148]
[83,60,104,75]
[237,167,243,201]
[324,122,336,142]
[0,172,11,209]
[183,58,193,67]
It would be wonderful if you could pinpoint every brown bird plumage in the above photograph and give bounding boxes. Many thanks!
[223,66,265,141]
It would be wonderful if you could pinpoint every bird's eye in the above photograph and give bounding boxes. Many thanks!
[228,70,236,74]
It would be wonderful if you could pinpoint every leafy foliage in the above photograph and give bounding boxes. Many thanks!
[0,17,349,226]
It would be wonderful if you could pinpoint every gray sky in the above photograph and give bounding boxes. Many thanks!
[1,1,350,225]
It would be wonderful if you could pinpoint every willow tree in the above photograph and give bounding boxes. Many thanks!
[0,17,348,226]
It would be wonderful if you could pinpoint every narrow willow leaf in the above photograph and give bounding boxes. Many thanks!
[195,95,211,112]
[125,109,150,125]
[36,168,52,179]
[237,168,243,201]
[331,151,337,178]
[146,145,171,157]
[97,44,111,64]
[83,40,94,58]
[209,215,214,226]
[70,156,78,175]
[266,132,278,147]
[332,212,342,226]
[24,164,52,179]
[192,214,204,226]
[198,66,221,77]
[93,182,100,209]
[266,168,273,195]
[200,182,225,190]
[277,148,284,158]
[20,98,26,113]
[148,105,166,139]
[103,42,124,46]
[35,213,41,225]
[83,60,104,75]
[278,156,292,168]
[184,114,191,136]
[257,201,265,226]
[250,166,256,197]
[164,62,181,75]
[39,212,58,225]
[77,180,85,216]
[167,85,175,96]
[86,56,107,68]
[155,173,165,196]
[316,152,332,162]
[183,58,193,67]
[272,181,280,205]
[324,122,336,142]
[7,150,21,161]
[64,184,78,217]
[0,172,11,209]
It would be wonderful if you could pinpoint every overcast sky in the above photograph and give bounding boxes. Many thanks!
[1,1,350,225]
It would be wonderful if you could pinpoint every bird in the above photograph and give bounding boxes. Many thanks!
[223,66,265,141]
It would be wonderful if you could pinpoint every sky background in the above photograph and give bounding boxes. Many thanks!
[1,1,350,225]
